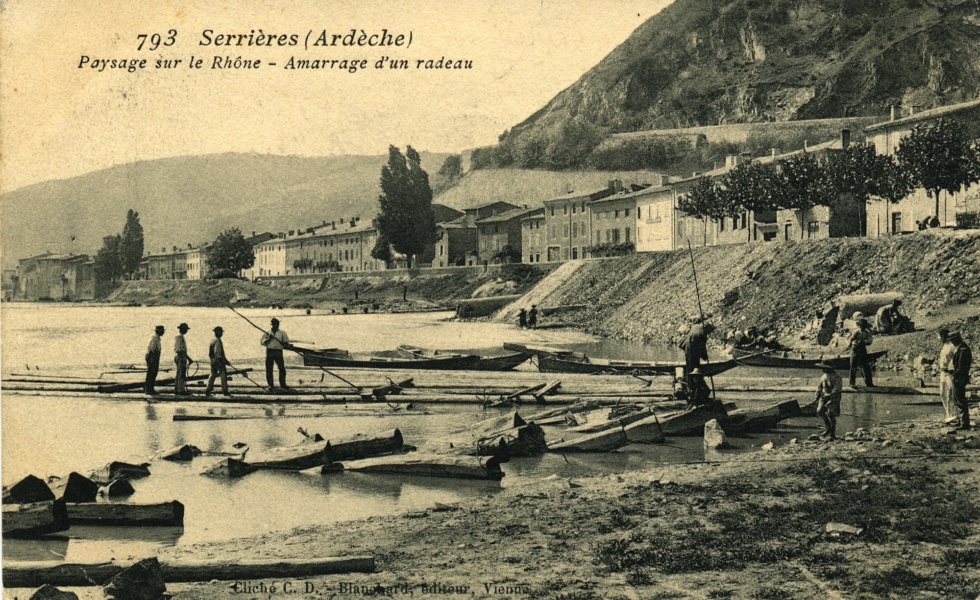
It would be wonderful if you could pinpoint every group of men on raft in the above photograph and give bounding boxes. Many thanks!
[144,318,293,397]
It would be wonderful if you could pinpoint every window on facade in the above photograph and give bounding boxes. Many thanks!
[637,207,642,219]
[719,218,726,232]
[807,221,820,238]
[614,210,620,218]
[563,225,569,237]
[563,206,568,215]
[625,228,631,242]
[572,222,577,238]
[625,208,630,217]
[572,247,578,259]
[612,229,621,243]
[550,207,554,217]
[572,205,576,214]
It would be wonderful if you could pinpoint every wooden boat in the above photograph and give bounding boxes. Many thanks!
[323,453,505,481]
[2,500,70,538]
[731,348,888,369]
[537,352,738,376]
[397,345,532,371]
[658,402,729,436]
[66,500,184,527]
[722,399,802,435]
[296,347,481,370]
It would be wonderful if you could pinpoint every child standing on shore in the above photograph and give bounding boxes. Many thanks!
[815,362,843,440]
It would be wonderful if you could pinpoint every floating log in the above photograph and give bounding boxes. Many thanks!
[247,440,329,471]
[200,458,255,478]
[658,402,730,436]
[2,475,55,505]
[2,556,375,588]
[66,500,183,527]
[96,368,253,393]
[325,454,505,481]
[623,413,667,443]
[101,479,135,498]
[365,377,415,401]
[324,429,405,462]
[50,472,99,503]
[548,413,665,452]
[723,400,802,435]
[504,382,546,401]
[2,500,69,538]
[566,405,649,433]
[154,444,201,462]
[89,462,150,485]
[534,379,563,401]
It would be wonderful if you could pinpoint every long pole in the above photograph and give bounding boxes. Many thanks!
[227,306,362,392]
[686,241,716,400]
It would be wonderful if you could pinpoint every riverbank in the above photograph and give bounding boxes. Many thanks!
[133,416,980,599]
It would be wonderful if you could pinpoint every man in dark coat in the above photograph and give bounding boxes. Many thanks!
[848,318,874,388]
[680,321,711,372]
[948,331,973,430]
[144,325,164,395]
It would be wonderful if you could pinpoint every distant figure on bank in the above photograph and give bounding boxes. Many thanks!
[946,331,973,430]
[174,323,193,396]
[848,318,874,388]
[518,308,528,329]
[205,326,231,397]
[937,328,955,423]
[815,362,843,440]
[528,305,538,329]
[928,215,940,228]
[145,325,165,395]
[262,317,291,392]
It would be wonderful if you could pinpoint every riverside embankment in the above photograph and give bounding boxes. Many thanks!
[496,228,980,379]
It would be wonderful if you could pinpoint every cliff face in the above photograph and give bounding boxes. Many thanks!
[509,0,980,138]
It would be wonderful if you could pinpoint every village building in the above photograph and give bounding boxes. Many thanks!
[864,98,980,235]
[476,206,537,265]
[630,182,676,253]
[589,184,652,256]
[435,216,477,268]
[542,182,619,262]
[185,244,209,280]
[145,246,189,280]
[520,208,547,264]
[15,252,95,301]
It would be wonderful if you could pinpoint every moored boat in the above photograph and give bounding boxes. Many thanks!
[397,345,532,371]
[537,352,738,376]
[731,348,887,369]
[296,347,481,370]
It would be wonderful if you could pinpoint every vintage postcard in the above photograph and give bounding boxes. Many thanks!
[2,0,979,598]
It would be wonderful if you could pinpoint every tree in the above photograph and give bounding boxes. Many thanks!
[720,161,780,241]
[206,228,254,277]
[94,234,123,286]
[119,209,144,278]
[678,176,726,245]
[774,154,823,239]
[374,145,436,268]
[370,233,393,266]
[819,145,913,236]
[896,118,980,219]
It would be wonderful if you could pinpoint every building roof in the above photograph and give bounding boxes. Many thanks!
[592,184,664,204]
[544,186,614,204]
[864,98,980,133]
[438,215,477,229]
[432,203,465,224]
[245,232,276,246]
[477,206,539,224]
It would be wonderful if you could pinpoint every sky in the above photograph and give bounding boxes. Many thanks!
[0,0,674,193]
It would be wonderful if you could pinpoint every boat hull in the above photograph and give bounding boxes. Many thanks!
[326,454,504,481]
[537,354,738,376]
[299,349,481,370]
[732,348,887,369]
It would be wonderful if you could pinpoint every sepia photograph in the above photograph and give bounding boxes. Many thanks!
[2,0,980,598]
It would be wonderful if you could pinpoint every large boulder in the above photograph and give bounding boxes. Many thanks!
[704,419,728,450]
[3,475,55,505]
[102,557,166,600]
[29,584,79,600]
[50,472,99,503]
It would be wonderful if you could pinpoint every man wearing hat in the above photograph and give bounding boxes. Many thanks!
[685,367,712,406]
[261,318,291,392]
[144,325,165,395]
[205,326,231,397]
[946,331,973,430]
[848,317,874,388]
[937,328,956,423]
[174,323,194,396]
[815,362,843,440]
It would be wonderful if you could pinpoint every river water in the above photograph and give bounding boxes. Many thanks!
[0,303,940,564]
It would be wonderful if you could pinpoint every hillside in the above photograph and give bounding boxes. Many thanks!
[508,0,980,140]
[0,152,447,268]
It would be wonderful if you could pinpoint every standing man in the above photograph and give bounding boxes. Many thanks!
[528,305,538,329]
[144,325,164,395]
[518,308,528,329]
[948,331,973,431]
[937,328,956,424]
[262,317,291,392]
[174,323,193,396]
[680,320,711,373]
[848,318,874,388]
[815,362,843,440]
[205,326,231,398]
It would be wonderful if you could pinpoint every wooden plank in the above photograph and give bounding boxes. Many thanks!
[2,500,69,538]
[2,556,375,587]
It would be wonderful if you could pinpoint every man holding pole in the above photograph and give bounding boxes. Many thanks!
[262,318,291,392]
[205,326,231,398]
